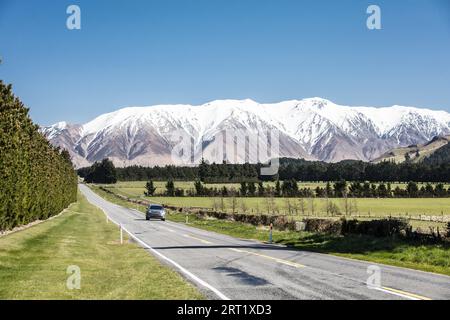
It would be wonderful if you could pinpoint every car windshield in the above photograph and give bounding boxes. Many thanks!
[150,205,163,210]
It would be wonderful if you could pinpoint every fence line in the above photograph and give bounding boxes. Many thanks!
[99,186,450,223]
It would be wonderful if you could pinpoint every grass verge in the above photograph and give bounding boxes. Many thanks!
[90,185,450,277]
[0,191,204,299]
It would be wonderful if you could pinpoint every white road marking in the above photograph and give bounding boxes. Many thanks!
[121,224,230,300]
[142,225,431,300]
[81,189,230,301]
[80,185,435,301]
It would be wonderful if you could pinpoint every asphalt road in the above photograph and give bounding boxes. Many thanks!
[79,184,450,300]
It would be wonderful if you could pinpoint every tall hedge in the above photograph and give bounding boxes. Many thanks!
[0,81,77,231]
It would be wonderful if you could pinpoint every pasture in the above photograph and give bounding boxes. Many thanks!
[110,181,450,197]
[103,181,450,217]
[90,185,450,276]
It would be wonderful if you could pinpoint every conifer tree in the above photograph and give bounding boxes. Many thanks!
[0,81,77,231]
[145,180,156,196]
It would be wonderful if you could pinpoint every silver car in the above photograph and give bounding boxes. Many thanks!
[146,204,166,221]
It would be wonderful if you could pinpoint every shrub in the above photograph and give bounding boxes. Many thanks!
[341,218,409,237]
[272,216,296,231]
[304,219,342,235]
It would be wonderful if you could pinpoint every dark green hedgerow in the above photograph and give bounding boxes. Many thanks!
[0,81,77,231]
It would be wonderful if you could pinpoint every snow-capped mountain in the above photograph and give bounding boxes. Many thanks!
[41,98,450,168]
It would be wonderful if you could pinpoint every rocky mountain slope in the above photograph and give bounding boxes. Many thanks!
[41,98,450,168]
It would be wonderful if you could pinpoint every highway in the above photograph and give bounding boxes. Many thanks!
[79,184,450,300]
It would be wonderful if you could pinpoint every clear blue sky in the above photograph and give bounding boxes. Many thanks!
[1,0,449,125]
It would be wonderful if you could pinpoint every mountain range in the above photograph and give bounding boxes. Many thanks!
[41,98,450,168]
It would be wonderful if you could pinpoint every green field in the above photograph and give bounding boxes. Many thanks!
[102,181,450,217]
[89,186,450,277]
[0,192,203,299]
[109,180,450,196]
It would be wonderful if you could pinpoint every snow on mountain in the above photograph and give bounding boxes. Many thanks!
[41,121,69,139]
[41,98,450,168]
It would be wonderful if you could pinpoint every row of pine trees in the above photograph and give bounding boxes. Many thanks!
[0,81,78,231]
[146,179,450,199]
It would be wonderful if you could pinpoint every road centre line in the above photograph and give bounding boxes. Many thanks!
[184,234,214,244]
[376,286,431,300]
[229,248,306,269]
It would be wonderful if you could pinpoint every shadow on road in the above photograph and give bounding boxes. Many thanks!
[213,266,270,286]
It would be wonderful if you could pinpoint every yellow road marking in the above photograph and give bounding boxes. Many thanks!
[181,235,429,301]
[381,286,432,300]
[160,226,175,233]
[182,235,303,268]
[184,234,213,244]
[229,248,305,269]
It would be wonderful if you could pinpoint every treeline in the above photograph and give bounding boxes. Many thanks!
[277,158,450,182]
[0,81,78,231]
[146,180,450,199]
[83,157,450,183]
[83,158,118,184]
[80,161,260,182]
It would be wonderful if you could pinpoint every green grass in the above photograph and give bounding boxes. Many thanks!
[109,180,450,196]
[90,185,450,277]
[103,182,450,217]
[148,197,449,216]
[0,191,204,300]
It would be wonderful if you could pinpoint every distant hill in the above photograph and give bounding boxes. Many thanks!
[422,138,450,165]
[372,135,450,164]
